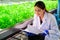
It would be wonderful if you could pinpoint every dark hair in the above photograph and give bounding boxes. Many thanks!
[34,1,48,12]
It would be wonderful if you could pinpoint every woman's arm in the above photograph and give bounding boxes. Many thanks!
[14,18,33,30]
[48,15,59,36]
[45,15,60,40]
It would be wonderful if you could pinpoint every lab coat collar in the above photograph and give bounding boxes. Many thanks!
[42,12,48,23]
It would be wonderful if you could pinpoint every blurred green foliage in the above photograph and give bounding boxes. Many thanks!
[0,1,57,29]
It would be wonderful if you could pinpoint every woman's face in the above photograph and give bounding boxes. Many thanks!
[34,6,45,16]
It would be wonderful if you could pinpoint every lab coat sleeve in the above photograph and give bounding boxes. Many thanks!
[49,15,59,35]
[45,15,60,40]
[14,18,33,30]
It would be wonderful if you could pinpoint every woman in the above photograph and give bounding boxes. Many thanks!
[15,1,59,40]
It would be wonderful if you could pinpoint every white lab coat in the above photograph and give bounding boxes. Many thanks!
[14,12,60,40]
[24,12,60,40]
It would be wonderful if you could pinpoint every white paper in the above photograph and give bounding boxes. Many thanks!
[24,25,42,34]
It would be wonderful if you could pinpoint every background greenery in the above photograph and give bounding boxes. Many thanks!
[0,1,57,29]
